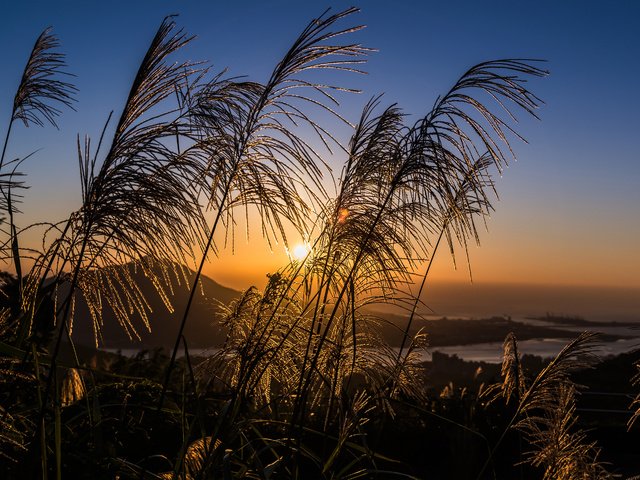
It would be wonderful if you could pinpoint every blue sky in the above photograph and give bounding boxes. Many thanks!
[1,0,639,289]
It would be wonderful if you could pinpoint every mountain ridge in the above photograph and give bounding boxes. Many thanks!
[69,261,242,349]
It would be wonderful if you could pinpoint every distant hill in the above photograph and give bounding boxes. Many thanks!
[69,261,241,349]
[415,282,640,323]
[374,314,628,347]
[67,263,636,353]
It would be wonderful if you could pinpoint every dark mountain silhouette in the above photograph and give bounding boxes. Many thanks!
[69,261,241,349]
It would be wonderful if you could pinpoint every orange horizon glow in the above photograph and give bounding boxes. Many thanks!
[201,234,640,292]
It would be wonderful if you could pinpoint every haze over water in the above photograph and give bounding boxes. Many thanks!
[416,282,640,323]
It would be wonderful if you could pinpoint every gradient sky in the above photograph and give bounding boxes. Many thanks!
[2,0,639,293]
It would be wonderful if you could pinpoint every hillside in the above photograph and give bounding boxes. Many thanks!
[375,313,630,347]
[69,262,241,349]
[68,263,631,352]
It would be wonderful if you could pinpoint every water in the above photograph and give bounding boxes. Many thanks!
[423,316,640,363]
[102,317,640,364]
[104,338,640,365]
[427,337,640,364]
[102,347,220,358]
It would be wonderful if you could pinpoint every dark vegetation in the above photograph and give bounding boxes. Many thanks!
[527,313,639,328]
[378,315,629,347]
[1,8,639,479]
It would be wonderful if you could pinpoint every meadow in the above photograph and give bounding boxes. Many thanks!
[1,9,638,479]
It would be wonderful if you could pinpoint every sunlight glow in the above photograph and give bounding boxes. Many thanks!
[292,243,310,261]
[338,208,349,224]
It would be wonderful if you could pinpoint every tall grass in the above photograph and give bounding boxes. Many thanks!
[0,8,623,479]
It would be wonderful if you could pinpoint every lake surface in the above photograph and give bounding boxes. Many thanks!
[105,338,640,365]
[102,316,640,364]
[426,337,640,363]
[421,316,640,363]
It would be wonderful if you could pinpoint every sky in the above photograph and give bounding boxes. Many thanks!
[1,0,639,303]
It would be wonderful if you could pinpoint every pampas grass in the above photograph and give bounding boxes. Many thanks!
[1,8,622,480]
[476,332,612,480]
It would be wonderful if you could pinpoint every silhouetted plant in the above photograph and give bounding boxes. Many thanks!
[625,350,640,425]
[3,8,623,480]
[478,332,612,479]
[0,27,76,338]
[159,7,370,409]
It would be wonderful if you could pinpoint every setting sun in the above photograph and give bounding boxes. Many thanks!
[291,243,310,261]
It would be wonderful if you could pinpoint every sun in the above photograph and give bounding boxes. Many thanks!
[291,243,310,261]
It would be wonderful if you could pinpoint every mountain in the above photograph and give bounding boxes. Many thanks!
[69,261,241,350]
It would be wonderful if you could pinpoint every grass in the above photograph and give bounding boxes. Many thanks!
[0,7,628,479]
